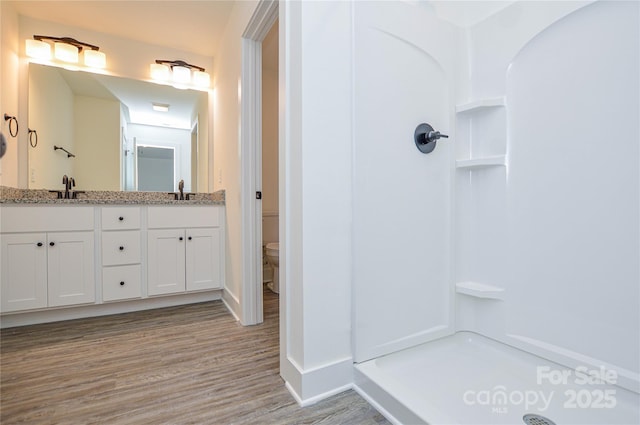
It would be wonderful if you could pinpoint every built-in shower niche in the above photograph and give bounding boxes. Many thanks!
[454,97,508,307]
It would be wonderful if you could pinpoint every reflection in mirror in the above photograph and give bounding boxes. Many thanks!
[28,63,208,192]
[137,145,174,192]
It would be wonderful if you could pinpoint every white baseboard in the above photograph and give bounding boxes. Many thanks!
[0,290,222,328]
[282,355,354,406]
[221,289,241,322]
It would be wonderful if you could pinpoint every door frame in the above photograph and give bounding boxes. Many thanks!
[240,0,278,325]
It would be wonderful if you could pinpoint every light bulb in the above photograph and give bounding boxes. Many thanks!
[150,63,171,81]
[193,71,210,88]
[172,66,191,84]
[84,50,106,68]
[54,42,79,63]
[26,39,52,60]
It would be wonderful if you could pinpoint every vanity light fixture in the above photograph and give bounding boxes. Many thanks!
[25,35,107,69]
[150,59,210,89]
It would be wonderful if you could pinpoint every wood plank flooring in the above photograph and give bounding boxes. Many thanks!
[0,288,389,425]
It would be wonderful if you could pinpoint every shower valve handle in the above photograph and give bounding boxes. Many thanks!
[426,130,448,142]
[414,123,448,154]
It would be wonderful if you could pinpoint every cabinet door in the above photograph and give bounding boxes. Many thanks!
[185,228,221,291]
[1,233,48,312]
[147,229,186,296]
[47,231,95,307]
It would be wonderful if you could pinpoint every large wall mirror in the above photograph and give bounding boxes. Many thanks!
[28,63,209,193]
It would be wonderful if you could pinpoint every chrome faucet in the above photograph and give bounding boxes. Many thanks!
[178,179,185,200]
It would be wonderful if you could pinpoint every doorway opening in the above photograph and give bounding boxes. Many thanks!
[260,19,280,312]
[240,0,279,326]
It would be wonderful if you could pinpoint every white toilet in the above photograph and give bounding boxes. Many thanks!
[265,242,279,294]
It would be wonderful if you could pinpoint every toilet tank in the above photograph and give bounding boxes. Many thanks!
[262,212,279,244]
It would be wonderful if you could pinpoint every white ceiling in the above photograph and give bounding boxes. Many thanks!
[9,0,236,58]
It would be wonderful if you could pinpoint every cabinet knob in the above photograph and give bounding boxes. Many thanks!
[119,246,125,251]
[118,216,124,221]
[188,236,192,241]
[120,281,125,286]
[49,242,55,247]
[37,242,43,247]
[179,236,184,241]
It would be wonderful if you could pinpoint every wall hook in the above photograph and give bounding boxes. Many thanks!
[414,123,448,154]
[4,113,18,137]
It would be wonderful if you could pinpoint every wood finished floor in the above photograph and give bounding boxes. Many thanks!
[0,288,389,425]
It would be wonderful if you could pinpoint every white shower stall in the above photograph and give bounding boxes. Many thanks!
[350,1,639,424]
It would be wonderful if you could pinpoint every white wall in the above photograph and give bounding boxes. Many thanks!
[27,63,74,189]
[212,0,258,319]
[0,1,21,187]
[278,0,354,403]
[261,22,279,216]
[351,1,457,363]
[455,0,639,392]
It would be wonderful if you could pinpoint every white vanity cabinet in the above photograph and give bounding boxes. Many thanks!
[101,207,142,302]
[147,206,222,296]
[0,202,225,325]
[0,206,95,312]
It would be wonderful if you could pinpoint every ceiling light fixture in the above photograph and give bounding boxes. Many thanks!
[25,35,107,68]
[152,103,170,112]
[150,59,210,89]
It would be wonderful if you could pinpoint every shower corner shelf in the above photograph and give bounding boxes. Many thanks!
[455,97,505,114]
[456,281,504,300]
[456,155,506,170]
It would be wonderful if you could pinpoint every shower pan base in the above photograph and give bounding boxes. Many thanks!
[354,332,639,425]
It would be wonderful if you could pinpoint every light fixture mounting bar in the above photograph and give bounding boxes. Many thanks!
[33,35,100,52]
[155,59,206,72]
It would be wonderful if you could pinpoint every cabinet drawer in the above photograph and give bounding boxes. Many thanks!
[102,231,141,266]
[1,206,93,233]
[101,207,141,230]
[103,265,142,301]
[148,206,220,229]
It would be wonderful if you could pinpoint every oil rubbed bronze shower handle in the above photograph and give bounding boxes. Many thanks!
[414,123,448,154]
[425,130,448,143]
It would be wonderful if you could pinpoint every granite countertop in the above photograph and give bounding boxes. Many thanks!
[0,186,225,205]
